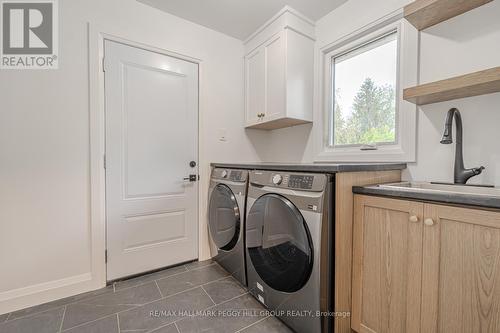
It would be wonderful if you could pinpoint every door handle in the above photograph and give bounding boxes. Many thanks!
[183,174,198,182]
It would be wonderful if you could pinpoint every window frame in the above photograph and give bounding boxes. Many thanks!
[315,15,418,162]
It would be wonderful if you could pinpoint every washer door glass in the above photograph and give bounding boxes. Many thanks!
[246,193,313,293]
[209,184,241,251]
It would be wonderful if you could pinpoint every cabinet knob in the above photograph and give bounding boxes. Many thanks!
[409,215,419,223]
[424,218,435,226]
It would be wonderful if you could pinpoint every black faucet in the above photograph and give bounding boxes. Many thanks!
[440,108,485,184]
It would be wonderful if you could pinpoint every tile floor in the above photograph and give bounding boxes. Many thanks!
[0,260,293,333]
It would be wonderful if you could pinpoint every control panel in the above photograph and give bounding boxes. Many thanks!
[212,168,248,182]
[263,172,320,190]
[230,170,244,181]
[288,175,314,190]
[249,171,327,192]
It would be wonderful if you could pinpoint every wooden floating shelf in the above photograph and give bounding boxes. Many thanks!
[404,66,500,105]
[404,0,493,30]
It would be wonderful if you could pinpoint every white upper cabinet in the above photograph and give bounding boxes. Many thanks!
[244,7,315,130]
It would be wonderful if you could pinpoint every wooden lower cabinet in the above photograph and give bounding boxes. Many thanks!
[352,195,423,333]
[421,204,500,333]
[352,195,500,333]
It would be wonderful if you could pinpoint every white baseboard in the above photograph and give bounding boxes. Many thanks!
[0,273,104,315]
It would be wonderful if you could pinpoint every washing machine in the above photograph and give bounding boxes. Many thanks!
[208,168,249,286]
[245,170,334,333]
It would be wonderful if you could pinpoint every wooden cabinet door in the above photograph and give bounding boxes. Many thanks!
[352,195,423,333]
[245,47,265,126]
[421,204,500,333]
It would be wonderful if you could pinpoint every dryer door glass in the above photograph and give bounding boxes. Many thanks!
[246,194,313,292]
[209,184,241,251]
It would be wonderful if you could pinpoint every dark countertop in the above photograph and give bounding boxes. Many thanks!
[353,184,500,210]
[210,162,407,173]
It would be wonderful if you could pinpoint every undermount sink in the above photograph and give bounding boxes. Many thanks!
[378,182,500,198]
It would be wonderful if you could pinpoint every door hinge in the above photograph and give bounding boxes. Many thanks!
[103,154,106,169]
[105,250,108,263]
[102,58,106,72]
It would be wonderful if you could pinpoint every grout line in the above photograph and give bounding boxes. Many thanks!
[234,315,270,333]
[116,313,121,333]
[115,266,190,293]
[146,292,250,333]
[8,264,218,324]
[5,286,115,323]
[149,274,231,302]
[58,306,67,333]
[62,313,120,332]
[184,263,204,271]
[63,280,240,333]
[6,306,67,323]
[115,265,190,291]
[200,285,216,306]
[154,280,164,298]
[76,302,140,307]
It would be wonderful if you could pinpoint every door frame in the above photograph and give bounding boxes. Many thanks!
[88,24,204,289]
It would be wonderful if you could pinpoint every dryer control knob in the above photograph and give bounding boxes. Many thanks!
[221,170,228,178]
[272,174,283,185]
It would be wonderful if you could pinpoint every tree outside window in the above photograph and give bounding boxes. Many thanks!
[331,32,397,147]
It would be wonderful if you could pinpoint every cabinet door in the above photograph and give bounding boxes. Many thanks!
[245,47,265,125]
[421,204,500,333]
[352,195,423,333]
[263,31,286,121]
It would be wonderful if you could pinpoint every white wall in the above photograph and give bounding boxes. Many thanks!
[0,0,266,314]
[405,2,500,185]
[257,0,500,187]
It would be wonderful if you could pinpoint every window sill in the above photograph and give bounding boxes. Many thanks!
[315,145,416,163]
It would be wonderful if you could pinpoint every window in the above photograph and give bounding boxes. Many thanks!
[316,16,418,162]
[331,32,398,147]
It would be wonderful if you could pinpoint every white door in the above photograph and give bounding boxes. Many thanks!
[104,40,199,281]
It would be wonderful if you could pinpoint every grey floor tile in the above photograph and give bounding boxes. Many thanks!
[239,316,293,333]
[202,277,246,305]
[7,286,114,321]
[150,323,179,333]
[114,265,188,291]
[62,302,133,330]
[83,282,161,306]
[69,286,115,302]
[184,260,214,271]
[0,313,9,323]
[157,264,229,297]
[63,315,119,333]
[176,294,266,333]
[0,307,64,333]
[118,287,213,332]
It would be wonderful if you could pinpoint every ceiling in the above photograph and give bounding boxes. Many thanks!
[137,0,348,40]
